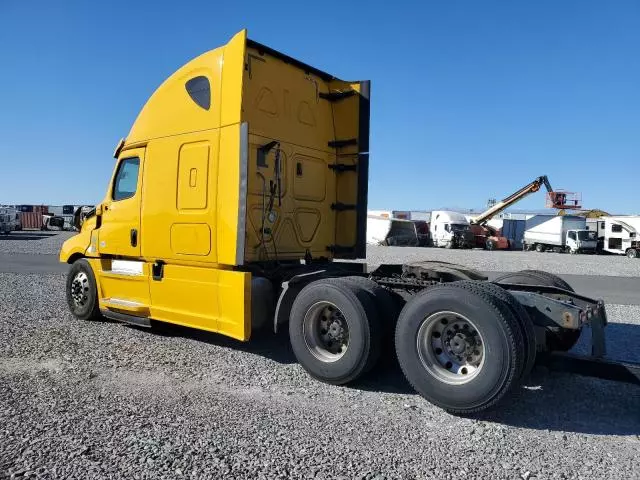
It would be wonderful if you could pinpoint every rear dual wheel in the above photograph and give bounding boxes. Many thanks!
[394,281,534,414]
[493,270,581,351]
[288,277,384,385]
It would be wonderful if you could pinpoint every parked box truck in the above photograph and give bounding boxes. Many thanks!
[523,215,596,253]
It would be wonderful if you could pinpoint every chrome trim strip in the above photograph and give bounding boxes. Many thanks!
[236,122,249,266]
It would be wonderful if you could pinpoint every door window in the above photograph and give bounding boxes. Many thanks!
[568,231,576,240]
[112,157,140,201]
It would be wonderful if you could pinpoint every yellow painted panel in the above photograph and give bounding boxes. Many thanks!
[293,154,326,201]
[141,130,219,263]
[216,269,251,341]
[127,49,223,143]
[170,223,211,255]
[220,30,246,127]
[242,45,334,153]
[177,142,209,210]
[95,259,151,309]
[274,217,302,254]
[244,134,337,262]
[98,148,145,258]
[148,265,250,341]
[294,209,321,243]
[148,264,220,331]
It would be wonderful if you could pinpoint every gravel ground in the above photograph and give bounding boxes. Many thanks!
[365,245,640,277]
[0,232,75,255]
[1,273,639,479]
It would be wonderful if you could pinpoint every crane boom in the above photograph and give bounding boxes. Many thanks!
[471,175,553,225]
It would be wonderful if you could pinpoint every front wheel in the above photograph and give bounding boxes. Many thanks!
[535,244,545,253]
[395,282,525,414]
[627,249,638,259]
[66,259,101,321]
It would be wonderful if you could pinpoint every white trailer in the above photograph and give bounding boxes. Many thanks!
[523,215,596,253]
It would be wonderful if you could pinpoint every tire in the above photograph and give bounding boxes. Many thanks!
[66,258,101,321]
[340,276,403,367]
[289,278,382,385]
[492,270,580,351]
[339,276,401,327]
[626,249,638,259]
[535,244,545,253]
[485,239,495,251]
[461,281,537,380]
[394,282,525,414]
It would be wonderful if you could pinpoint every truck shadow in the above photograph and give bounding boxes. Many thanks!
[148,321,298,366]
[145,319,639,436]
[355,356,640,436]
[475,368,640,436]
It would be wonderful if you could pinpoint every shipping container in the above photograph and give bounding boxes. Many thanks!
[18,205,48,215]
[18,212,43,230]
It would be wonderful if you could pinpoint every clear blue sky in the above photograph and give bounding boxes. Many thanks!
[1,1,638,213]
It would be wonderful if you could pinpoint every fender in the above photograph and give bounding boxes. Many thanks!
[272,265,366,332]
[59,216,99,264]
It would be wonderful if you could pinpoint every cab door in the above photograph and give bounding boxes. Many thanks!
[98,149,145,257]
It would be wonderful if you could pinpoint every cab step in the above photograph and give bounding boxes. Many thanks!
[102,297,150,315]
[101,309,151,328]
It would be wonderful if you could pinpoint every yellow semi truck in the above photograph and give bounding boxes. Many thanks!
[60,30,636,413]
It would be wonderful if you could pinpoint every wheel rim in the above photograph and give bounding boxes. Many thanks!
[303,301,350,363]
[70,271,90,307]
[416,311,485,385]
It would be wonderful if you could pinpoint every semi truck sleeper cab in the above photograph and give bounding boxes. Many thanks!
[61,30,637,414]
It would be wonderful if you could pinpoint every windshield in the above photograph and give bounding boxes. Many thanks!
[578,231,596,241]
[450,223,468,232]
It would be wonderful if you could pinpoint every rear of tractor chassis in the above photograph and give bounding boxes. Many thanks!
[286,265,638,414]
